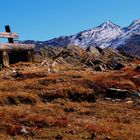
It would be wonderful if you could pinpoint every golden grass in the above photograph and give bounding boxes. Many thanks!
[0,60,139,139]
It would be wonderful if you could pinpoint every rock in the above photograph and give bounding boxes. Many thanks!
[91,132,97,139]
[126,100,133,104]
[133,75,140,82]
[135,64,140,72]
[68,130,77,134]
[130,91,140,99]
[95,46,103,53]
[12,69,23,78]
[133,101,140,110]
[55,134,63,140]
[105,88,129,100]
[86,46,101,57]
[102,64,107,70]
[107,58,125,70]
[104,97,112,100]
[113,99,122,102]
[113,63,125,70]
[105,136,111,140]
[94,65,105,71]
[107,90,140,100]
[20,126,29,134]
[93,59,103,65]
[64,108,75,113]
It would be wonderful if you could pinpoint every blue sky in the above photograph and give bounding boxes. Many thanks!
[0,0,140,41]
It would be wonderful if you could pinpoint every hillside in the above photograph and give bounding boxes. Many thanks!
[33,45,131,74]
[0,49,139,139]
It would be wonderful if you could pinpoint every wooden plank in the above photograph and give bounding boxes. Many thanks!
[28,51,34,63]
[0,32,19,39]
[2,51,9,67]
[0,43,35,52]
[5,25,14,43]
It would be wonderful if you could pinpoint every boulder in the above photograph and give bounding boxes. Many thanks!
[130,91,140,99]
[95,46,103,53]
[107,58,125,70]
[55,134,63,140]
[93,59,103,65]
[105,88,129,100]
[86,46,101,57]
[114,63,125,70]
[94,65,105,71]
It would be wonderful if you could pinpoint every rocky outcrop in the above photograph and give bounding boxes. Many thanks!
[94,65,106,71]
[105,88,129,100]
[105,88,140,100]
[22,19,140,58]
[34,45,129,71]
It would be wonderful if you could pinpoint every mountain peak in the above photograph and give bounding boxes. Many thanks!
[127,19,140,29]
[132,19,140,24]
[24,19,140,52]
[100,21,120,29]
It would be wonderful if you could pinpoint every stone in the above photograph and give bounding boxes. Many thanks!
[64,108,75,113]
[55,134,63,140]
[130,91,140,99]
[86,46,101,57]
[113,63,125,70]
[133,75,140,82]
[105,136,111,140]
[93,59,103,65]
[126,100,133,104]
[104,97,112,100]
[105,88,129,100]
[107,58,125,70]
[94,65,105,71]
[20,126,29,134]
[91,132,97,139]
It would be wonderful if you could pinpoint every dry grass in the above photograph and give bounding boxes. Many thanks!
[0,60,139,139]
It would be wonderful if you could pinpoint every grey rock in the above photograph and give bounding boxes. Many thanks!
[105,88,129,100]
[130,91,140,99]
[113,63,125,70]
[94,65,105,71]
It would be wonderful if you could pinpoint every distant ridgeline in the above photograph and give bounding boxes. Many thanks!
[22,19,140,58]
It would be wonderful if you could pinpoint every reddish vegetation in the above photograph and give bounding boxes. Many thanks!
[0,60,139,139]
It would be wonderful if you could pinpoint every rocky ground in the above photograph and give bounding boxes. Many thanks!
[0,57,139,139]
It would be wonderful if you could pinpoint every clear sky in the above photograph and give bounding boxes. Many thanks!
[0,0,140,41]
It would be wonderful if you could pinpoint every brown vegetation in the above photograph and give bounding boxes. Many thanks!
[0,60,139,139]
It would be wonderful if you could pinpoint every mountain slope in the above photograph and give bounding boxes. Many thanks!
[70,21,123,48]
[117,34,140,58]
[45,21,123,48]
[110,19,140,48]
[22,21,123,49]
[22,19,140,57]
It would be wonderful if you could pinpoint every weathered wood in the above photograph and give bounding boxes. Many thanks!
[28,51,34,63]
[0,43,35,52]
[2,51,9,67]
[0,25,35,66]
[5,25,14,43]
[0,32,19,39]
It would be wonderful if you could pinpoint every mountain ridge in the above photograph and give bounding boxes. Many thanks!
[22,19,140,57]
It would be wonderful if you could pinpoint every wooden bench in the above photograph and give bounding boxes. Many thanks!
[0,25,35,67]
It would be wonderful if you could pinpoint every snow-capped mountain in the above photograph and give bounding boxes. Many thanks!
[70,21,123,48]
[44,21,124,49]
[110,19,140,48]
[22,19,140,58]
